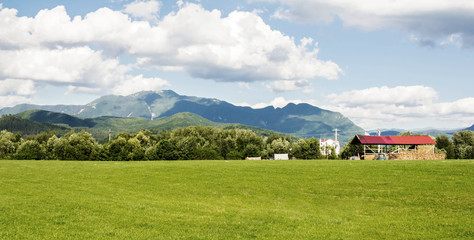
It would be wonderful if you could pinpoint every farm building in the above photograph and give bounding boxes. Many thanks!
[350,135,445,160]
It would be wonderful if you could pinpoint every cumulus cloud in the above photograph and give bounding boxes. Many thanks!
[0,47,128,86]
[326,85,438,107]
[123,0,161,22]
[0,3,342,85]
[0,78,35,108]
[0,95,32,108]
[0,79,36,96]
[262,0,474,48]
[324,85,474,129]
[272,79,311,92]
[112,74,170,95]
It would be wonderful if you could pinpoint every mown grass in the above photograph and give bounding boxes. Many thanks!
[0,160,472,239]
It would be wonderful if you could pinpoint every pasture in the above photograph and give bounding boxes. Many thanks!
[0,160,472,239]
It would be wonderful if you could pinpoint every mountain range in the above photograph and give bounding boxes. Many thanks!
[367,124,474,137]
[1,90,366,143]
[0,110,296,142]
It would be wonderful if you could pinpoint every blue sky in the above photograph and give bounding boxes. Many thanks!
[0,0,473,130]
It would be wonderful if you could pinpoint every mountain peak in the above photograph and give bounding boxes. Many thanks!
[0,89,365,142]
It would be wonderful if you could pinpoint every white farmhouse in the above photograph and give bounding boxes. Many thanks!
[320,139,340,156]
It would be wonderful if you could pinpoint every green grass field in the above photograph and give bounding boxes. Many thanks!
[0,160,472,239]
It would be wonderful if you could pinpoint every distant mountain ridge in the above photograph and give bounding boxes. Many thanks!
[368,124,474,137]
[8,110,297,141]
[1,90,365,143]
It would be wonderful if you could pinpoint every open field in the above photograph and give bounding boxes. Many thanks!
[0,160,472,239]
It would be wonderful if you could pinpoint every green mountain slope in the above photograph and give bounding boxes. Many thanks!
[1,90,365,143]
[14,110,297,141]
[0,114,70,136]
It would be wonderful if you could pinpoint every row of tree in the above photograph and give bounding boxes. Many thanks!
[0,127,324,160]
[434,131,474,159]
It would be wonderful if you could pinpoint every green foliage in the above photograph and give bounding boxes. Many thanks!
[268,138,291,154]
[225,150,244,160]
[452,130,474,159]
[0,114,68,137]
[106,137,129,161]
[243,144,261,158]
[145,139,179,160]
[398,131,412,136]
[340,136,364,159]
[293,138,322,160]
[192,148,222,160]
[435,135,455,159]
[0,130,18,158]
[13,140,45,160]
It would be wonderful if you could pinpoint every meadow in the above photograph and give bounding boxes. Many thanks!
[0,160,472,239]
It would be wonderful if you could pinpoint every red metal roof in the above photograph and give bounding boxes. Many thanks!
[351,135,436,145]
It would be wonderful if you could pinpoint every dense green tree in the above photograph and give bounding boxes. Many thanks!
[216,135,237,159]
[0,130,18,158]
[0,124,357,161]
[14,140,44,160]
[49,136,75,160]
[68,131,99,160]
[236,129,264,153]
[33,131,56,144]
[145,139,179,160]
[268,138,291,154]
[243,144,262,158]
[340,137,364,159]
[192,148,222,160]
[452,130,473,159]
[293,138,321,159]
[106,137,129,161]
[226,150,244,160]
[126,137,145,160]
[435,135,454,159]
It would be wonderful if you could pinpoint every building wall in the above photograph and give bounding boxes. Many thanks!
[320,139,340,155]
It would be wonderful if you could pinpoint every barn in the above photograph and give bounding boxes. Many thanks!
[350,135,445,160]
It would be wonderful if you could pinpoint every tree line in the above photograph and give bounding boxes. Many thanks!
[434,131,474,159]
[0,126,323,160]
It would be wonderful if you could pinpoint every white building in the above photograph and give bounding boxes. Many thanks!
[320,139,340,156]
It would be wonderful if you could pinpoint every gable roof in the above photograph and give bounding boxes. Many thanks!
[351,135,436,145]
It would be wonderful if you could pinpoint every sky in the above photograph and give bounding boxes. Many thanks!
[0,0,473,131]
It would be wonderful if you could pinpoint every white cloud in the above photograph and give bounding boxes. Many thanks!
[272,79,311,92]
[0,79,35,96]
[0,47,128,87]
[261,0,474,48]
[123,0,161,22]
[325,85,474,129]
[0,3,342,85]
[238,82,251,89]
[112,74,169,95]
[0,95,32,108]
[327,85,438,107]
[238,97,317,109]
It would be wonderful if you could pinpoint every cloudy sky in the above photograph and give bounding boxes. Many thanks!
[0,0,473,130]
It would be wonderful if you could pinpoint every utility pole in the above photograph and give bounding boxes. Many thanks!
[377,128,381,153]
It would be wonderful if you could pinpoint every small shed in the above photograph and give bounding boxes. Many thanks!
[350,135,444,160]
[274,154,289,160]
